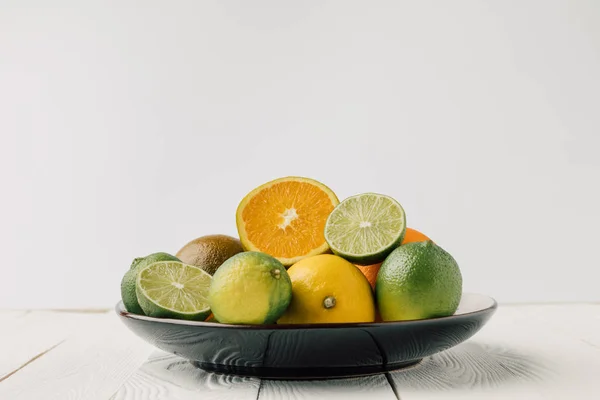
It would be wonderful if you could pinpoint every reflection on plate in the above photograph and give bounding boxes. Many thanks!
[117,293,497,379]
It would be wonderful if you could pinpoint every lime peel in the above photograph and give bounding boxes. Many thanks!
[136,261,212,321]
[324,193,406,265]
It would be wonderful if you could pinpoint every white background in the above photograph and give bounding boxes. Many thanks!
[2,1,599,309]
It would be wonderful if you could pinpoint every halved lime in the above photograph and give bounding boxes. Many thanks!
[324,193,406,265]
[121,252,180,315]
[136,261,212,321]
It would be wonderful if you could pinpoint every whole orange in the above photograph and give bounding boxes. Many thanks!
[355,263,381,290]
[402,228,431,244]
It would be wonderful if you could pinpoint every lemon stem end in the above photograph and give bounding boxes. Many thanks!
[323,296,336,309]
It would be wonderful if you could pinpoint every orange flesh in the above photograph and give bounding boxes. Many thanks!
[241,181,335,258]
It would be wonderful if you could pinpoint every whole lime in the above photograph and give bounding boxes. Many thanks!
[121,252,179,314]
[376,241,462,321]
[208,252,292,324]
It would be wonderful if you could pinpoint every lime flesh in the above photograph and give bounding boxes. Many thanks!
[136,261,212,321]
[121,252,180,315]
[324,193,406,265]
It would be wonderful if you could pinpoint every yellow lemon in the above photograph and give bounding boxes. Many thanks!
[278,254,375,324]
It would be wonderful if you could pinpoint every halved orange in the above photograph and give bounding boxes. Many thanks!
[236,177,339,266]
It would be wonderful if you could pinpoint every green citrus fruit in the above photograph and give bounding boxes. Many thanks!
[136,261,212,320]
[324,193,406,265]
[121,252,180,314]
[208,252,292,324]
[176,234,244,275]
[376,241,462,321]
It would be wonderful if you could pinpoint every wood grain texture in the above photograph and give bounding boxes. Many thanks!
[389,341,551,392]
[0,311,106,380]
[112,351,260,400]
[390,304,600,399]
[259,374,398,400]
[1,304,599,400]
[0,313,153,400]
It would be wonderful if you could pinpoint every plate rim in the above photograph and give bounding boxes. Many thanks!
[116,292,497,330]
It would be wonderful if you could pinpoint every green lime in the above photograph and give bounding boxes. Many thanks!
[176,234,244,276]
[324,193,406,265]
[208,252,292,325]
[136,261,212,320]
[129,257,144,269]
[376,241,462,321]
[121,252,180,314]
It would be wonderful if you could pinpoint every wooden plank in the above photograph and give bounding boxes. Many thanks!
[113,352,396,400]
[112,351,260,400]
[259,374,398,400]
[0,310,107,380]
[0,310,28,320]
[387,341,551,399]
[476,304,600,351]
[389,338,600,399]
[1,305,596,400]
[0,313,153,400]
[389,304,600,399]
[526,304,600,347]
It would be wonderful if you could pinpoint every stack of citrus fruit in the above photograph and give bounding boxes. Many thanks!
[120,176,462,324]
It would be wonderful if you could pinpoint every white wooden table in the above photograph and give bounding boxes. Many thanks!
[0,304,598,399]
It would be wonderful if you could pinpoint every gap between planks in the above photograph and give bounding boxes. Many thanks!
[112,304,600,400]
[2,304,598,399]
[0,340,64,383]
[387,304,600,400]
[0,312,153,400]
[112,351,400,400]
[0,310,110,380]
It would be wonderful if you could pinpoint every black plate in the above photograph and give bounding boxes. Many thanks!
[116,292,496,379]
